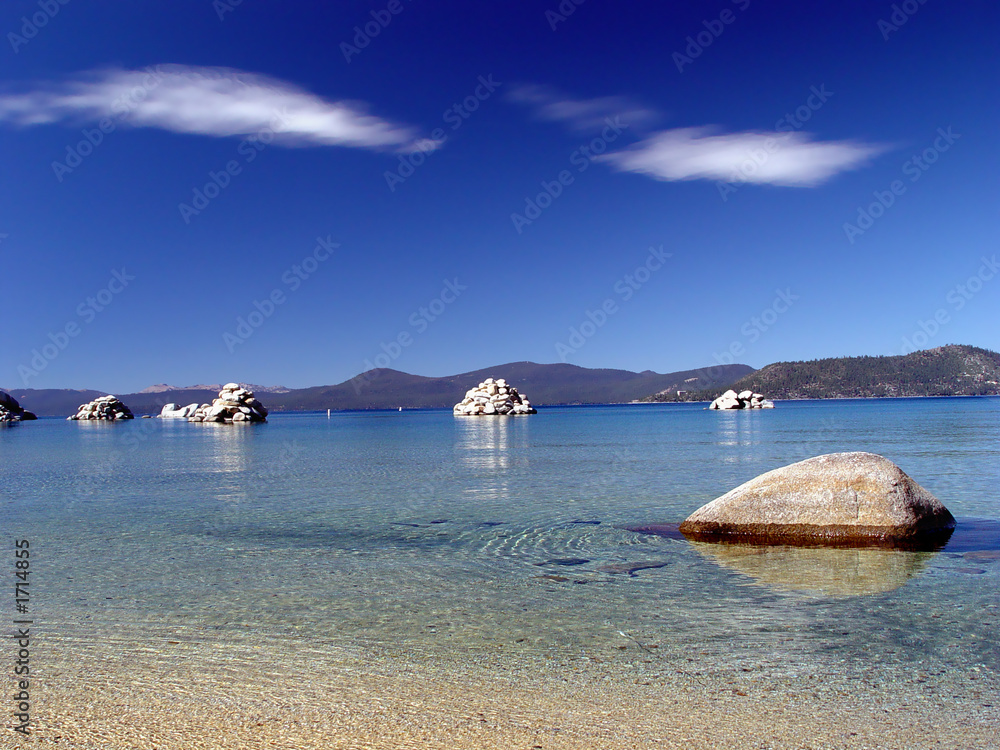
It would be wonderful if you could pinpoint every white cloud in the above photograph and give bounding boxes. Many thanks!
[599,127,883,186]
[507,84,657,132]
[0,64,433,152]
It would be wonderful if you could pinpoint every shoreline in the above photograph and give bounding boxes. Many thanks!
[15,393,1000,420]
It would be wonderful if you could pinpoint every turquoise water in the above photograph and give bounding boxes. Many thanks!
[2,398,999,693]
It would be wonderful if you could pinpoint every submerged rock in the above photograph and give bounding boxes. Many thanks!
[453,377,536,416]
[679,452,955,547]
[534,557,590,567]
[0,391,36,422]
[68,395,133,421]
[595,560,672,576]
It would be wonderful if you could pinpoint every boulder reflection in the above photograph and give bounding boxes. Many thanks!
[690,541,938,596]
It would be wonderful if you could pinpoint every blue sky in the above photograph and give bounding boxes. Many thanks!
[1,0,997,392]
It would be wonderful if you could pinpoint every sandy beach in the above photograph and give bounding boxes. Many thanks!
[17,634,999,750]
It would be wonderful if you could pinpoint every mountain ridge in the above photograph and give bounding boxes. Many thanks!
[7,361,751,416]
[10,345,999,417]
[138,383,291,394]
[646,345,1000,402]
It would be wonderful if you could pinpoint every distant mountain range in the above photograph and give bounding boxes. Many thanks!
[646,345,1000,401]
[8,345,998,418]
[138,383,291,394]
[262,362,752,412]
[7,362,751,417]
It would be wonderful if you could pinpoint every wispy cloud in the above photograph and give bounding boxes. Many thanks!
[0,64,433,153]
[507,84,658,132]
[599,127,884,186]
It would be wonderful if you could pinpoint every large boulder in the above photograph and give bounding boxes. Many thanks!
[68,395,134,421]
[679,452,955,547]
[453,378,536,416]
[0,391,36,422]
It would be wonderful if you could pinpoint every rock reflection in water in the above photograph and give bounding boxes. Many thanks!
[455,416,519,472]
[689,541,937,597]
[454,415,532,502]
[203,420,256,476]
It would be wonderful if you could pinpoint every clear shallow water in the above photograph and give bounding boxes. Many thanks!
[2,398,999,690]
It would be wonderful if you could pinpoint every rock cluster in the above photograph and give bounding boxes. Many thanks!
[709,389,774,409]
[453,378,536,416]
[679,452,955,548]
[163,383,268,423]
[0,391,36,422]
[68,395,134,421]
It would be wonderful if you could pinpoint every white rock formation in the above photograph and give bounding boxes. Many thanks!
[69,395,134,420]
[184,383,268,423]
[159,403,201,419]
[453,378,536,416]
[709,389,774,410]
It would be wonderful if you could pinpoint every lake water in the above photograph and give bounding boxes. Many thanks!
[2,397,999,744]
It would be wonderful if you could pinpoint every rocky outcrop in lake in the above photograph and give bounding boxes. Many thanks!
[171,383,268,423]
[453,378,536,416]
[679,452,955,547]
[160,403,201,419]
[709,389,774,409]
[68,395,134,421]
[0,391,37,422]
